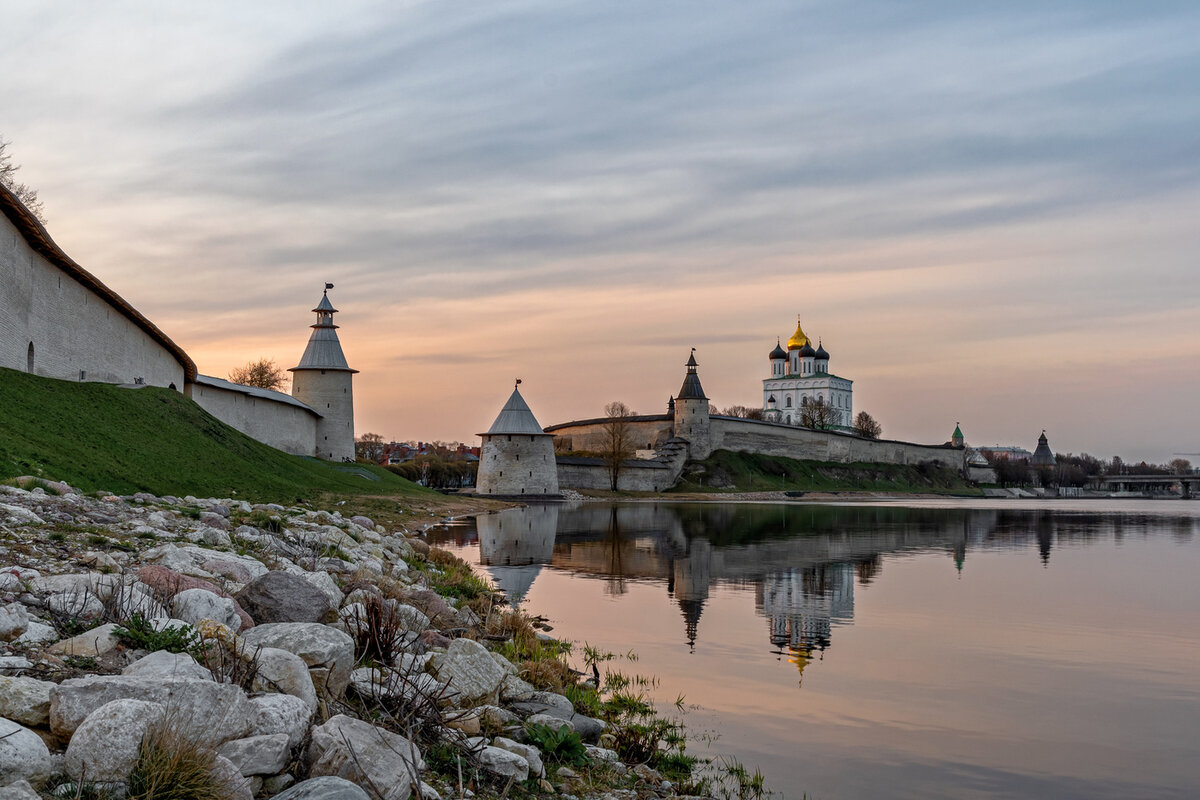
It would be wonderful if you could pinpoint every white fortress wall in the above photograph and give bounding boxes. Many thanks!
[556,457,677,492]
[0,209,188,388]
[546,416,676,453]
[187,376,319,457]
[711,417,962,469]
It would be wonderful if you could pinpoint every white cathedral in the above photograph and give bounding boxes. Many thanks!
[762,316,853,428]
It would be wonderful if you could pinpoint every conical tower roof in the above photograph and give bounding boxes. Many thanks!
[677,350,708,400]
[291,288,357,373]
[482,386,550,436]
[1031,430,1056,466]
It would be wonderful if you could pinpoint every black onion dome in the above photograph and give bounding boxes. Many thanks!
[800,342,817,357]
[815,341,829,360]
[769,342,788,360]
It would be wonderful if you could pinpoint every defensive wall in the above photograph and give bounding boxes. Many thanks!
[187,376,320,457]
[545,414,676,453]
[710,417,963,469]
[0,184,341,459]
[0,185,194,388]
[543,413,963,491]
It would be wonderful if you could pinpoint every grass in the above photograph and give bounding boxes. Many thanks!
[0,366,431,501]
[126,717,239,800]
[672,449,981,495]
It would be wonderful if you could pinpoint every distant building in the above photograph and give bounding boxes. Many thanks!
[762,316,853,428]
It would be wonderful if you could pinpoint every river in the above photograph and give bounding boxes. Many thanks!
[426,499,1200,800]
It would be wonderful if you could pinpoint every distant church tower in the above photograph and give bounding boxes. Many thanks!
[476,383,560,497]
[290,285,357,461]
[674,350,711,460]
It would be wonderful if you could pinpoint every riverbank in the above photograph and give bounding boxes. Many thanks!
[0,478,740,799]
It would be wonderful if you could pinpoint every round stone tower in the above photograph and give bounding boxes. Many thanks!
[476,384,560,497]
[289,285,357,461]
[673,349,711,460]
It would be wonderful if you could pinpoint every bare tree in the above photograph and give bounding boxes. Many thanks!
[356,432,386,463]
[0,136,46,223]
[601,401,636,491]
[1169,458,1192,475]
[853,411,882,439]
[722,405,765,420]
[229,357,289,391]
[799,396,838,430]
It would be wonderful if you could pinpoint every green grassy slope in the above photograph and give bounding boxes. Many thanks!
[0,367,428,501]
[671,449,981,495]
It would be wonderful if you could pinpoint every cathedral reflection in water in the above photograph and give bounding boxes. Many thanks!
[437,502,1193,680]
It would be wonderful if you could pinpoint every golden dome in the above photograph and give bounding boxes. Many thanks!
[786,316,810,350]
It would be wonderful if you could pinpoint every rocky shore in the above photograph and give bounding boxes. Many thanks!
[0,480,714,800]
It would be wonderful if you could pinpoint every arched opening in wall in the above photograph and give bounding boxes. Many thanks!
[26,342,34,373]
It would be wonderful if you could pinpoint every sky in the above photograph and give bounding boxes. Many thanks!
[3,1,1198,463]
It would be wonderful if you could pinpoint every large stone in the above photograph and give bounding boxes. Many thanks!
[0,780,40,800]
[64,699,165,782]
[429,638,507,705]
[241,623,354,698]
[50,675,253,744]
[14,620,57,646]
[122,650,213,681]
[137,565,254,630]
[491,737,545,778]
[235,572,335,625]
[307,715,424,800]
[0,676,54,727]
[272,777,371,800]
[212,753,254,800]
[300,570,344,608]
[477,745,529,782]
[247,692,313,749]
[0,603,29,642]
[0,718,53,783]
[218,733,291,776]
[48,622,122,658]
[170,588,242,632]
[252,647,318,713]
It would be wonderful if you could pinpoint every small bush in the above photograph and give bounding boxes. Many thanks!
[113,613,200,655]
[524,722,589,766]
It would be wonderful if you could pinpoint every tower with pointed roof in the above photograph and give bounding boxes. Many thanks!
[476,383,560,496]
[951,423,964,448]
[289,286,358,461]
[674,349,711,460]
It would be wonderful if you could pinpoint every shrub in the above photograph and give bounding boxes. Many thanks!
[524,722,589,766]
[113,613,200,655]
[344,594,408,664]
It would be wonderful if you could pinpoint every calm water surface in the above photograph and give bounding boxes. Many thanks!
[427,500,1200,800]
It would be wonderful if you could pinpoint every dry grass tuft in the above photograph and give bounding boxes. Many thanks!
[125,718,242,800]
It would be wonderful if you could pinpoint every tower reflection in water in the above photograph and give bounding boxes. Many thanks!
[452,503,1177,684]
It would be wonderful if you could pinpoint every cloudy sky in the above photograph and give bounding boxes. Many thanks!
[3,1,1198,462]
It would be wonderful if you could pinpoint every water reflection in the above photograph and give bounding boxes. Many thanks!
[428,501,1200,800]
[440,503,1200,664]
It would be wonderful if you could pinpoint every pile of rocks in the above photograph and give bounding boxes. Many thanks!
[0,481,699,800]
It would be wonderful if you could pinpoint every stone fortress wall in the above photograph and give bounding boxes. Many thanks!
[187,377,319,457]
[0,195,190,388]
[0,184,352,460]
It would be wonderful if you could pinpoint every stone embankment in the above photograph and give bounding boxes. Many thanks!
[0,480,709,800]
